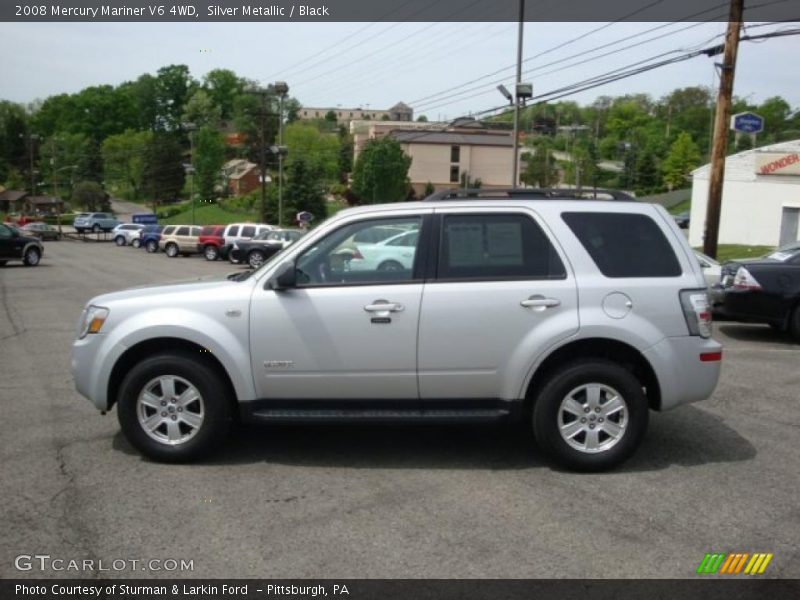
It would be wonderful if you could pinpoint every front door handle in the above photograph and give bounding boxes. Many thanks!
[364,300,405,313]
[520,295,561,310]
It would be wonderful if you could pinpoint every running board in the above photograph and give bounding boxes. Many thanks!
[246,408,511,423]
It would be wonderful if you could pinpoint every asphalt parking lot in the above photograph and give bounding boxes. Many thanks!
[1,240,798,579]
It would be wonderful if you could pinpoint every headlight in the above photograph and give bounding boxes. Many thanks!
[78,305,110,339]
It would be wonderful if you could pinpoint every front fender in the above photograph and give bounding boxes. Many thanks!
[76,308,255,410]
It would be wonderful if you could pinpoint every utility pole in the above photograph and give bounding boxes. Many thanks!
[273,81,289,228]
[511,0,525,189]
[247,87,270,224]
[703,0,744,259]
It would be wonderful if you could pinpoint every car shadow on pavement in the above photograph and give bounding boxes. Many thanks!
[717,323,798,346]
[112,405,756,473]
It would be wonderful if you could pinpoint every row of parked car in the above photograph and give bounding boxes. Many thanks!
[111,222,305,268]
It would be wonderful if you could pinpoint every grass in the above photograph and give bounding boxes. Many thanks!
[160,202,258,225]
[696,244,773,262]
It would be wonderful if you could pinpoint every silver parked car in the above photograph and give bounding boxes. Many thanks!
[71,189,722,471]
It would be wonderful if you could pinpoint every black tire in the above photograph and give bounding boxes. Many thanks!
[378,259,403,272]
[92,224,100,233]
[131,238,141,248]
[75,228,84,234]
[115,235,126,246]
[248,249,266,269]
[532,359,648,472]
[165,243,179,258]
[204,245,219,261]
[145,239,158,253]
[22,246,41,267]
[0,260,7,266]
[116,352,232,462]
[789,306,800,342]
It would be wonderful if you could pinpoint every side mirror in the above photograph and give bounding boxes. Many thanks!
[268,261,296,291]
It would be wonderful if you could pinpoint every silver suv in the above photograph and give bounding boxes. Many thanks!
[71,190,722,471]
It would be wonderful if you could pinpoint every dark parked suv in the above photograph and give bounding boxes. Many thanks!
[0,223,44,266]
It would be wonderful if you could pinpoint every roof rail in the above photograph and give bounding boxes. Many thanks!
[423,187,637,202]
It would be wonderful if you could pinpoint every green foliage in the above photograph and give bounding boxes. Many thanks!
[102,129,152,200]
[521,138,559,187]
[662,132,701,189]
[424,181,435,197]
[284,157,327,225]
[324,110,337,122]
[143,132,185,209]
[72,181,106,211]
[202,69,245,121]
[351,136,411,203]
[154,64,196,131]
[4,167,26,190]
[182,90,221,129]
[0,101,29,182]
[159,201,258,225]
[337,130,354,181]
[284,122,340,184]
[416,115,429,123]
[193,126,226,202]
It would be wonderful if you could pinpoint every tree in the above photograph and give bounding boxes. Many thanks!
[351,136,411,203]
[154,64,196,131]
[284,122,340,184]
[324,110,338,123]
[423,181,435,197]
[202,69,245,120]
[416,115,429,123]
[72,181,106,211]
[284,157,326,221]
[337,130,354,182]
[182,90,221,128]
[0,100,29,182]
[193,126,226,202]
[662,132,700,190]
[40,132,96,198]
[102,130,152,200]
[143,133,185,209]
[520,139,558,187]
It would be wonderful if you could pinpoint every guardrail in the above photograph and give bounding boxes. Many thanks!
[62,230,114,243]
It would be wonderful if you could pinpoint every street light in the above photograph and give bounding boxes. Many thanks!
[182,122,197,225]
[273,81,289,227]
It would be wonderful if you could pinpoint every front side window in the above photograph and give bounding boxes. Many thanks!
[227,226,239,237]
[438,214,566,281]
[295,217,423,286]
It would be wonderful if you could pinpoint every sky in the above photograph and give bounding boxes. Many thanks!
[1,21,798,119]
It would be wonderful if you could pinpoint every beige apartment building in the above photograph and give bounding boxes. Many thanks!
[298,102,413,125]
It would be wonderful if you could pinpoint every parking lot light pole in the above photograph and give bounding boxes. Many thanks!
[274,81,289,227]
[182,122,197,225]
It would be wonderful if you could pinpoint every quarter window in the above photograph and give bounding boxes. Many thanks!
[562,212,681,278]
[437,214,566,280]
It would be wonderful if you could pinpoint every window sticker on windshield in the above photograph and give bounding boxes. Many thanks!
[768,251,792,262]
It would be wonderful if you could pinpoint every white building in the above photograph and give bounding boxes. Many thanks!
[689,140,800,247]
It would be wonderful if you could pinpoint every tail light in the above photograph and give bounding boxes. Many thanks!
[680,290,712,338]
[733,267,762,290]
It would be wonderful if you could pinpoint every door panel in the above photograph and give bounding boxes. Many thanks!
[418,210,578,400]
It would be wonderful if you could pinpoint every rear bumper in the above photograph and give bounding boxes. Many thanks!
[643,336,722,411]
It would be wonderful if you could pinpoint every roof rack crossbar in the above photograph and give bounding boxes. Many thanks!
[423,188,636,202]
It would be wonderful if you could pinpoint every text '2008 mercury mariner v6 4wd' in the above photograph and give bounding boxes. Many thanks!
[71,188,722,471]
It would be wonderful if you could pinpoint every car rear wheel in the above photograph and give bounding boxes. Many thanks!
[92,224,100,233]
[131,238,141,248]
[23,247,41,266]
[204,245,219,261]
[115,235,126,246]
[165,243,179,258]
[117,352,232,462]
[532,359,648,472]
[145,239,158,253]
[248,249,266,269]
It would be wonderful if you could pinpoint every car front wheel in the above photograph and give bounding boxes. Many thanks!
[23,247,41,266]
[92,224,100,233]
[165,243,179,257]
[248,250,266,269]
[532,359,648,472]
[131,238,141,248]
[115,235,126,246]
[117,352,232,462]
[145,240,158,253]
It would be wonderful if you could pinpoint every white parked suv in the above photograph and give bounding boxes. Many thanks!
[222,222,274,262]
[71,189,722,471]
[112,223,145,246]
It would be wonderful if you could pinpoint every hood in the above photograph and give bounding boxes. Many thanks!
[89,272,251,306]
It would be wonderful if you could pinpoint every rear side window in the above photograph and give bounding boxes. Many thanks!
[438,214,566,280]
[562,212,681,278]
[241,225,256,237]
[176,226,189,236]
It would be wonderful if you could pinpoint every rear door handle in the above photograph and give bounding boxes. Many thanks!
[364,300,405,313]
[520,295,561,310]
